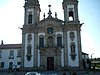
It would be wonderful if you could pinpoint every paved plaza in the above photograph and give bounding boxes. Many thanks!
[0,71,100,75]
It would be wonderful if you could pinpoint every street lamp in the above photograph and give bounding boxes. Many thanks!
[91,53,94,68]
[91,53,94,60]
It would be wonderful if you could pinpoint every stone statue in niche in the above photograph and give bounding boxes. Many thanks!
[27,34,32,43]
[70,42,76,61]
[26,45,32,61]
[70,42,76,53]
[69,32,75,41]
[47,36,53,47]
[27,45,32,54]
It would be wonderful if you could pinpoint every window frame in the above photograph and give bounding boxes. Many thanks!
[47,27,53,34]
[57,35,62,47]
[39,36,44,48]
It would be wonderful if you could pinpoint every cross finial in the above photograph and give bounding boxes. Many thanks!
[48,4,52,16]
[48,5,51,10]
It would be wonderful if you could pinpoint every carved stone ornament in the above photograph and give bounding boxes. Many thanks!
[70,53,76,61]
[69,32,75,41]
[27,34,32,43]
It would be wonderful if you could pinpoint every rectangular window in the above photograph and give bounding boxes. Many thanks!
[39,37,44,48]
[0,51,2,58]
[9,50,14,59]
[57,37,62,47]
[1,62,4,68]
[17,62,21,65]
[47,28,53,34]
[9,62,13,69]
[28,14,32,24]
[17,50,21,57]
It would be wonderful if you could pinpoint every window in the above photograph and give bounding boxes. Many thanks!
[57,36,62,47]
[9,62,13,69]
[17,50,21,57]
[17,62,21,65]
[1,62,4,68]
[69,11,74,21]
[28,14,32,24]
[39,36,44,48]
[0,51,2,58]
[47,27,53,34]
[9,50,14,59]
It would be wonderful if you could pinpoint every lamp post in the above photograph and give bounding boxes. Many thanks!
[91,53,94,60]
[91,53,94,68]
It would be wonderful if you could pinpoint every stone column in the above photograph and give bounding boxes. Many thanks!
[34,33,38,69]
[40,50,45,70]
[57,49,61,70]
[63,29,68,68]
[59,49,61,67]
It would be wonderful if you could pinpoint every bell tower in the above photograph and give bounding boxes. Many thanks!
[62,0,79,23]
[22,0,41,69]
[24,0,41,25]
[62,0,83,68]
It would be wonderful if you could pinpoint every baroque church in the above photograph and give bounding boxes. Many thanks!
[0,0,85,71]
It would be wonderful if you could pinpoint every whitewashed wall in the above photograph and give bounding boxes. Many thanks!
[0,49,21,69]
[67,31,79,67]
[24,33,34,67]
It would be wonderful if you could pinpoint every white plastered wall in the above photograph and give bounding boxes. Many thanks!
[67,31,79,67]
[0,49,21,69]
[24,33,34,67]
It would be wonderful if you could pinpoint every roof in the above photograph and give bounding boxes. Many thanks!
[82,52,89,55]
[0,44,22,49]
[40,15,63,23]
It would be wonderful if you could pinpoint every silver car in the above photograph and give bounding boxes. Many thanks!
[25,72,40,75]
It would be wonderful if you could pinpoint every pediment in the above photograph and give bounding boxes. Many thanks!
[38,16,63,28]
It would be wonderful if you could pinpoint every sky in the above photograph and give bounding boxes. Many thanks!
[0,0,100,58]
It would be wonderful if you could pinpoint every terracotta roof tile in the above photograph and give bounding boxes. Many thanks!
[0,44,22,49]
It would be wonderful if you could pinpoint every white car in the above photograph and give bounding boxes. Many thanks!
[25,72,40,75]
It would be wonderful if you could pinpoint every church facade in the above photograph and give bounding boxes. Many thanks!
[0,0,84,71]
[22,0,82,70]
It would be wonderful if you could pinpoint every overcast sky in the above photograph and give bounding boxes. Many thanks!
[0,0,100,58]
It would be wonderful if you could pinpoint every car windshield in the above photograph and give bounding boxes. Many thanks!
[25,72,39,75]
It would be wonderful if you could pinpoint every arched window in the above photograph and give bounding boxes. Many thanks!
[39,36,44,48]
[28,14,32,24]
[57,36,62,47]
[69,11,74,21]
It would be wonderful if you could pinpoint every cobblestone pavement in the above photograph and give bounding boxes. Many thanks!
[0,71,100,75]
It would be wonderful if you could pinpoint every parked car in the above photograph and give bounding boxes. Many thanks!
[25,72,40,75]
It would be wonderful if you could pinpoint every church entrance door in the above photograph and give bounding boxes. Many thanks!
[47,57,54,70]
